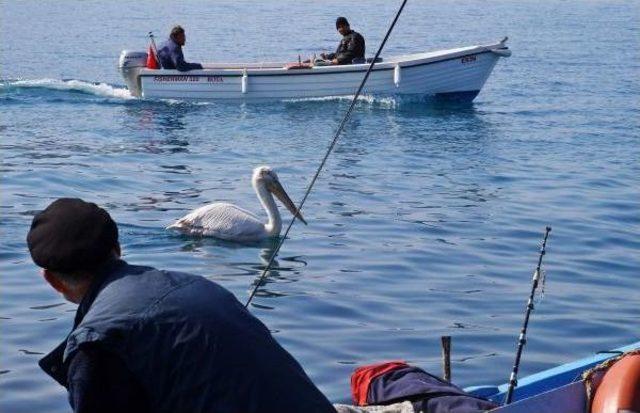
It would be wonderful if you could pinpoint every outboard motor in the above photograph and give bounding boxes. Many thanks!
[118,50,147,97]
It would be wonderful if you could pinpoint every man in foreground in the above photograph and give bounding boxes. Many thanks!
[28,198,335,413]
[321,17,366,65]
[157,25,203,71]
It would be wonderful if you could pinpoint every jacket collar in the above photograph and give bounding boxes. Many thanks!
[75,259,126,324]
[39,259,127,386]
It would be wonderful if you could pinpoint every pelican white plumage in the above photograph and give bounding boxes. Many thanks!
[167,166,306,242]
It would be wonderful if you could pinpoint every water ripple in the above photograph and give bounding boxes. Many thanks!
[2,1,639,412]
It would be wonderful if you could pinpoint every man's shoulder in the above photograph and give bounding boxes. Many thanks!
[93,261,218,308]
[158,39,178,51]
[344,31,364,42]
[118,262,214,290]
[70,264,233,340]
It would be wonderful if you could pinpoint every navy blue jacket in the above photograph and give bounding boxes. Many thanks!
[157,38,203,71]
[40,260,335,413]
[67,345,150,412]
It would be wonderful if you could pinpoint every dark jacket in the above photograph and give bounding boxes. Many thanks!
[328,30,365,64]
[67,345,150,412]
[39,260,335,413]
[156,38,203,71]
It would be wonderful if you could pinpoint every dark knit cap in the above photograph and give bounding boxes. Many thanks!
[336,17,349,29]
[27,198,118,273]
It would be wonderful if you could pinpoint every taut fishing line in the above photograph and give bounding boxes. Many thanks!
[245,0,409,308]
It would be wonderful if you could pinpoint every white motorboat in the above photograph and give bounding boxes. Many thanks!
[118,38,511,101]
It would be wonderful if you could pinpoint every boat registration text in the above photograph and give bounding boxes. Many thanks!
[152,76,224,83]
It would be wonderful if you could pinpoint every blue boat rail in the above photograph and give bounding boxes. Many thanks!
[465,341,640,408]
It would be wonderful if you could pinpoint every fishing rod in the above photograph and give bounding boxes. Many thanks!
[244,0,409,308]
[504,226,552,405]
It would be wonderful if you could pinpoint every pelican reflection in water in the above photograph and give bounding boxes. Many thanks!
[167,166,306,242]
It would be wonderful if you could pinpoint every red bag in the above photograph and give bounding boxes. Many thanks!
[351,361,408,405]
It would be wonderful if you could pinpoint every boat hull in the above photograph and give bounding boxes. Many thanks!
[120,41,510,101]
[466,341,640,412]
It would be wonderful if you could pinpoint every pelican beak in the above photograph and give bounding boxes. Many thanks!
[269,179,307,225]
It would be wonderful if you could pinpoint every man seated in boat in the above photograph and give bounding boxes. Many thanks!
[321,17,366,65]
[28,198,336,413]
[156,25,203,71]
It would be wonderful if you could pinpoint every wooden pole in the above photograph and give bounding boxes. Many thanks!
[441,336,452,382]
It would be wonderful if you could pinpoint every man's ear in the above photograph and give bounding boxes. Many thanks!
[42,269,66,294]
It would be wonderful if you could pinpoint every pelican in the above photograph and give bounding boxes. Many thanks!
[167,166,306,242]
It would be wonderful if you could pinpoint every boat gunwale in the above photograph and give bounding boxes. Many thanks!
[138,42,507,79]
[466,341,640,402]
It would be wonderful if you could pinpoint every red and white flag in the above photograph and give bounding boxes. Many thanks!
[146,45,159,69]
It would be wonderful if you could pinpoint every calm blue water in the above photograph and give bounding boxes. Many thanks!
[1,1,639,411]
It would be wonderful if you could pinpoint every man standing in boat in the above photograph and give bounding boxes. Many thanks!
[27,198,335,413]
[321,17,366,65]
[157,25,203,71]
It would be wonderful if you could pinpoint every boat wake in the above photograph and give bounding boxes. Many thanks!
[284,94,399,108]
[1,78,133,100]
[0,79,399,107]
[0,78,468,110]
[282,93,464,110]
[1,78,224,107]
